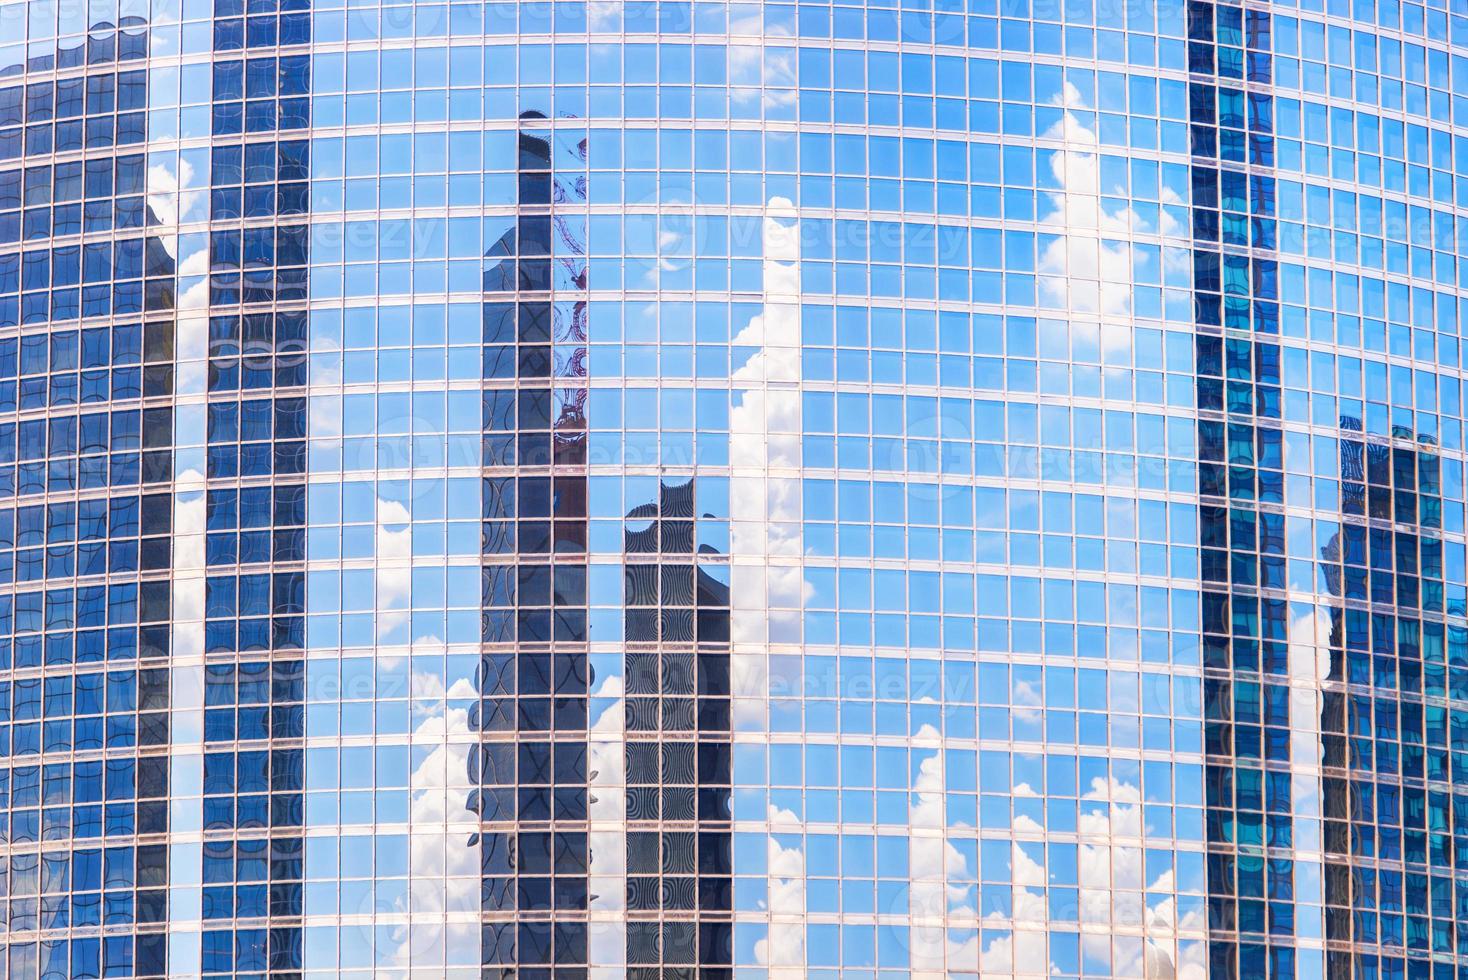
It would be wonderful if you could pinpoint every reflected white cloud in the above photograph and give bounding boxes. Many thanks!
[376,666,479,972]
[730,198,804,727]
[753,807,807,978]
[1036,83,1183,318]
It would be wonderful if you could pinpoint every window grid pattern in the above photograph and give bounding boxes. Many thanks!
[13,0,1468,977]
[1192,4,1308,979]
[0,12,175,980]
[195,0,311,975]
[621,478,733,978]
[474,116,592,980]
[290,5,1468,978]
[1320,425,1458,980]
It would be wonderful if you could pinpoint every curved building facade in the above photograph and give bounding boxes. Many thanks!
[0,0,1466,978]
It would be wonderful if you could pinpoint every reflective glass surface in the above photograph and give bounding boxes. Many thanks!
[1,0,1468,978]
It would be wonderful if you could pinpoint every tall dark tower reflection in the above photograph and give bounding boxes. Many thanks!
[472,111,592,979]
[1318,417,1450,980]
[622,477,732,978]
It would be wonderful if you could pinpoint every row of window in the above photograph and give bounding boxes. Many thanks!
[3,154,147,216]
[0,111,146,161]
[1,1,1457,71]
[290,0,1461,86]
[213,14,312,53]
[298,212,1463,327]
[0,21,148,77]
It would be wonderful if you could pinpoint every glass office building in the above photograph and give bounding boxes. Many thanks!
[2,0,1468,977]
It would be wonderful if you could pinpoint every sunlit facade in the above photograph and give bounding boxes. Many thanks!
[1,0,1467,977]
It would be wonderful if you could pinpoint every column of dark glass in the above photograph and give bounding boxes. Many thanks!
[474,113,590,979]
[622,476,732,979]
[0,15,177,978]
[197,0,309,974]
[1191,2,1297,977]
[1320,421,1455,979]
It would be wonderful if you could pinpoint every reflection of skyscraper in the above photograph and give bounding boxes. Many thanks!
[0,13,189,978]
[194,2,313,976]
[472,118,731,976]
[473,111,593,978]
[1317,418,1450,980]
[1188,6,1300,976]
[1,9,315,969]
[622,477,732,978]
[19,1,1468,977]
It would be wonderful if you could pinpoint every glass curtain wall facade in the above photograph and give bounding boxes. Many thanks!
[2,0,1468,978]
